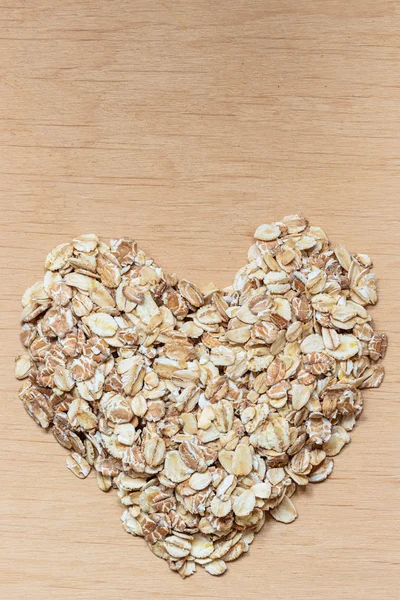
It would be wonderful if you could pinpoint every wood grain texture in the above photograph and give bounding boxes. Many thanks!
[0,1,399,598]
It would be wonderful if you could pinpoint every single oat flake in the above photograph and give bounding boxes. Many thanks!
[16,217,387,577]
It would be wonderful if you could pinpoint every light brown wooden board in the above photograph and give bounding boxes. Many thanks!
[0,1,399,598]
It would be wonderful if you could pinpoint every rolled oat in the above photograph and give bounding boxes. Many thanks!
[16,217,387,577]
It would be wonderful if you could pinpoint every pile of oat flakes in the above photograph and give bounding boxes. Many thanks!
[16,215,387,577]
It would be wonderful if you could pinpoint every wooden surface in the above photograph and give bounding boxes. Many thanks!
[1,1,399,598]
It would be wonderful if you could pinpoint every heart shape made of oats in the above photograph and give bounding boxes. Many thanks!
[16,214,387,578]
